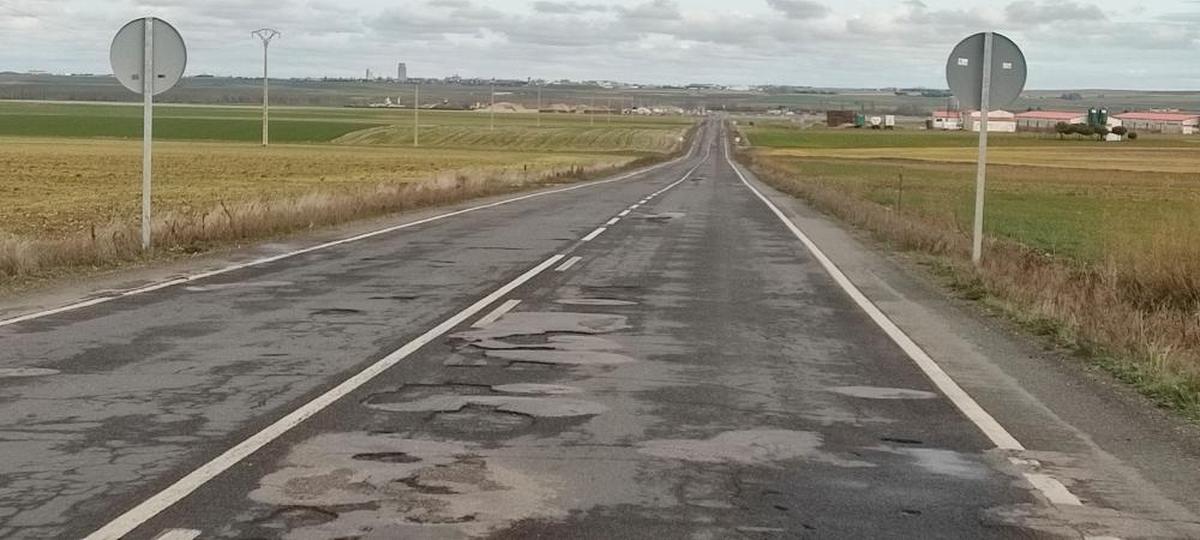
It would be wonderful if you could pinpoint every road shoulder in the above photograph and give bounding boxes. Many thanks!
[735,159,1200,526]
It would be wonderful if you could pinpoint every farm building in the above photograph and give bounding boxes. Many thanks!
[966,110,1017,133]
[929,110,961,130]
[1015,110,1087,132]
[1112,112,1200,135]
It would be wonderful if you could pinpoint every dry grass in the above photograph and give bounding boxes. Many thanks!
[756,145,1200,174]
[741,150,1200,418]
[0,158,640,282]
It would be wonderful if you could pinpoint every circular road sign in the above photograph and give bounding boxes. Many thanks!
[110,17,187,96]
[946,32,1026,110]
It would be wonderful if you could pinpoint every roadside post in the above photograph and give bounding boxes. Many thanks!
[110,17,187,251]
[946,32,1026,265]
[251,28,281,147]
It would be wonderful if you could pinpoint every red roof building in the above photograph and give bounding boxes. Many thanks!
[1113,111,1200,134]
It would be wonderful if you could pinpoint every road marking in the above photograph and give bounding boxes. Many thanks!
[555,256,583,272]
[82,254,565,540]
[581,227,607,242]
[0,152,696,330]
[1024,474,1083,506]
[606,217,620,226]
[152,529,201,540]
[472,299,521,328]
[630,204,640,210]
[618,210,631,217]
[724,142,1024,451]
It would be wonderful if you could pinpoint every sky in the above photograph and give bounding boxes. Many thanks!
[0,0,1198,89]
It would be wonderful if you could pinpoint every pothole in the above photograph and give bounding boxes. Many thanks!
[352,452,422,464]
[554,298,638,307]
[365,383,495,406]
[642,212,686,222]
[310,308,365,316]
[428,406,534,433]
[484,349,635,366]
[258,505,340,528]
[830,386,938,400]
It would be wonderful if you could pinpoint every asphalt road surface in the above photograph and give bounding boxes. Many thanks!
[2,121,1199,539]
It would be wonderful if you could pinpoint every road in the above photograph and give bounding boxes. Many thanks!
[1,120,1199,539]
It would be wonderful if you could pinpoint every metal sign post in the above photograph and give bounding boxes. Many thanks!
[111,17,187,251]
[946,32,1026,265]
[251,28,280,147]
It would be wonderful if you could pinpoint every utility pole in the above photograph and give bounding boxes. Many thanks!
[490,82,496,131]
[251,28,280,147]
[413,83,420,147]
[972,32,995,266]
[590,95,595,126]
[536,84,542,128]
[607,97,612,122]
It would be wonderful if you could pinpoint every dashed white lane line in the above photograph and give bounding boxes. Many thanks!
[721,140,1106,512]
[1023,474,1083,506]
[606,217,621,226]
[471,299,521,328]
[618,210,631,217]
[555,256,583,272]
[0,152,694,330]
[581,227,607,242]
[152,529,201,540]
[726,143,1023,451]
[82,254,565,540]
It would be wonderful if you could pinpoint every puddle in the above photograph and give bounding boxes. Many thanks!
[873,446,989,480]
[554,298,638,307]
[0,367,60,378]
[351,452,422,464]
[184,280,294,292]
[429,407,535,433]
[639,430,874,467]
[830,386,938,400]
[491,383,582,395]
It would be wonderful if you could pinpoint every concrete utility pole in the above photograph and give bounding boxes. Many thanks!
[590,95,595,126]
[490,83,496,131]
[251,28,280,147]
[536,84,542,128]
[413,83,420,147]
[142,19,154,249]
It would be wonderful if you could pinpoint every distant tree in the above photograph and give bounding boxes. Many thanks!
[1128,131,1139,140]
[1060,92,1084,101]
[1072,124,1095,137]
[1094,126,1110,140]
[1054,122,1071,139]
[1112,126,1128,137]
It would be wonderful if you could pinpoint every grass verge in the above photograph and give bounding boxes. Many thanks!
[737,148,1200,421]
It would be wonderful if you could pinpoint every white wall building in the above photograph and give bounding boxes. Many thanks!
[930,110,961,130]
[966,110,1017,133]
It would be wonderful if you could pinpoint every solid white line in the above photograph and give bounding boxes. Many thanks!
[555,256,583,272]
[581,227,607,242]
[472,299,521,328]
[0,152,694,329]
[1024,474,1083,506]
[618,210,631,217]
[606,217,620,226]
[83,254,565,540]
[152,529,201,540]
[724,142,1025,451]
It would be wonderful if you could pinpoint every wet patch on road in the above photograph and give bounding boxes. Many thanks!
[641,212,687,222]
[553,298,639,307]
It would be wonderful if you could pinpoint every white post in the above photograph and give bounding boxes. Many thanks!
[536,85,541,128]
[972,31,994,266]
[261,39,269,146]
[142,17,154,251]
[413,83,420,147]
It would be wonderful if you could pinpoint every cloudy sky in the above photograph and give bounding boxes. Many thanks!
[1,0,1197,89]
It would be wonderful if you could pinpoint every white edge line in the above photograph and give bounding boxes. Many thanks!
[581,227,607,242]
[152,529,202,540]
[0,147,696,329]
[555,256,583,272]
[471,299,521,328]
[1024,473,1084,506]
[606,218,620,226]
[83,254,565,540]
[723,141,1026,452]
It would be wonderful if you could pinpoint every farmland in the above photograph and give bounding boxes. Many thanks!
[737,122,1200,417]
[0,100,692,284]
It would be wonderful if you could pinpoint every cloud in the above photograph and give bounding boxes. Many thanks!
[532,1,610,14]
[1005,0,1106,24]
[766,0,830,20]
